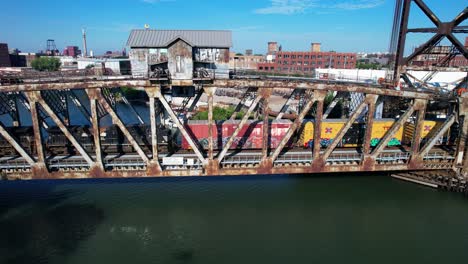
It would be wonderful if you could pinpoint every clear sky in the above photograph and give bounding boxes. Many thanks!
[1,0,466,55]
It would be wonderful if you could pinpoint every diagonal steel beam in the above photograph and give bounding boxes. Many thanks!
[230,87,257,120]
[269,90,321,162]
[371,104,416,158]
[321,96,368,162]
[446,33,468,59]
[413,0,441,26]
[188,88,204,112]
[97,89,149,163]
[217,91,263,163]
[156,89,206,165]
[276,89,301,120]
[0,122,35,165]
[36,93,94,166]
[453,7,468,26]
[323,92,342,119]
[419,115,456,158]
[405,34,444,64]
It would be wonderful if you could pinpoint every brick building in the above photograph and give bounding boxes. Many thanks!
[63,46,81,57]
[257,42,357,73]
[0,43,11,67]
[229,51,265,70]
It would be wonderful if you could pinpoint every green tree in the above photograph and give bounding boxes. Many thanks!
[31,57,61,71]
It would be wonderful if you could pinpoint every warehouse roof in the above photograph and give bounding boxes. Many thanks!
[127,29,232,48]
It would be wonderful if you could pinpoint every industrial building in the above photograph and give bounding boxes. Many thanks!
[63,46,81,57]
[127,29,232,82]
[257,42,357,74]
[229,51,265,70]
[0,43,11,67]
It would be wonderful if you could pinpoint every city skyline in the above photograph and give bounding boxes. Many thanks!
[1,0,466,54]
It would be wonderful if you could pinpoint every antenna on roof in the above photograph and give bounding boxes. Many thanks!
[144,24,150,29]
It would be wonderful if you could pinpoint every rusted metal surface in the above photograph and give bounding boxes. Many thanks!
[87,89,104,170]
[206,87,215,161]
[25,92,46,168]
[211,80,434,100]
[362,95,378,156]
[0,79,149,92]
[312,92,326,163]
[262,90,271,160]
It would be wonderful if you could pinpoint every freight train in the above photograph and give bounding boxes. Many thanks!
[0,118,454,157]
[182,118,453,150]
[0,125,172,157]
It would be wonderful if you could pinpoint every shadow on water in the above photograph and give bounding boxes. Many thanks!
[0,181,105,264]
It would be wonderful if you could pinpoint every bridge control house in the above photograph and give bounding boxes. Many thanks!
[127,29,232,85]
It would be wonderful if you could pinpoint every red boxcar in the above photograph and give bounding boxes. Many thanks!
[181,120,292,150]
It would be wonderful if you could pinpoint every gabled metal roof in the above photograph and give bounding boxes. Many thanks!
[127,29,232,48]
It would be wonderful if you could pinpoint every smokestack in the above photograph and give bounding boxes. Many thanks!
[82,28,88,57]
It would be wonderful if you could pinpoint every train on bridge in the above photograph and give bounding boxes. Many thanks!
[0,118,456,158]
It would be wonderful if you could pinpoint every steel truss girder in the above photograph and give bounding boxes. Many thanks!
[217,90,263,163]
[321,94,374,162]
[370,103,416,158]
[229,87,258,120]
[96,88,149,163]
[156,88,207,165]
[31,91,94,166]
[0,121,35,165]
[397,0,468,71]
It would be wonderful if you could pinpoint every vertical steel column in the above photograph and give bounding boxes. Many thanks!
[145,87,162,174]
[411,100,427,155]
[87,89,104,170]
[362,95,378,156]
[12,95,20,127]
[393,0,411,81]
[313,96,325,161]
[262,90,271,160]
[206,87,215,161]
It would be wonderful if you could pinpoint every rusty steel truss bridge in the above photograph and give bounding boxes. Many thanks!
[0,0,467,182]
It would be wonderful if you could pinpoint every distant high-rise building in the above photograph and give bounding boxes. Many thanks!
[245,49,253,56]
[63,46,81,57]
[0,43,11,67]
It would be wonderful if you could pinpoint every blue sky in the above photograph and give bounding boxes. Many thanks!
[1,0,466,55]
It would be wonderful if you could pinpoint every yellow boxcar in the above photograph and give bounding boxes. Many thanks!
[370,120,404,147]
[403,120,442,145]
[301,119,404,148]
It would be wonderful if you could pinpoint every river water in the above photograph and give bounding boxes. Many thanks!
[1,174,467,264]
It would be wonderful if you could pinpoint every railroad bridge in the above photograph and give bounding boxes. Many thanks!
[0,0,467,185]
